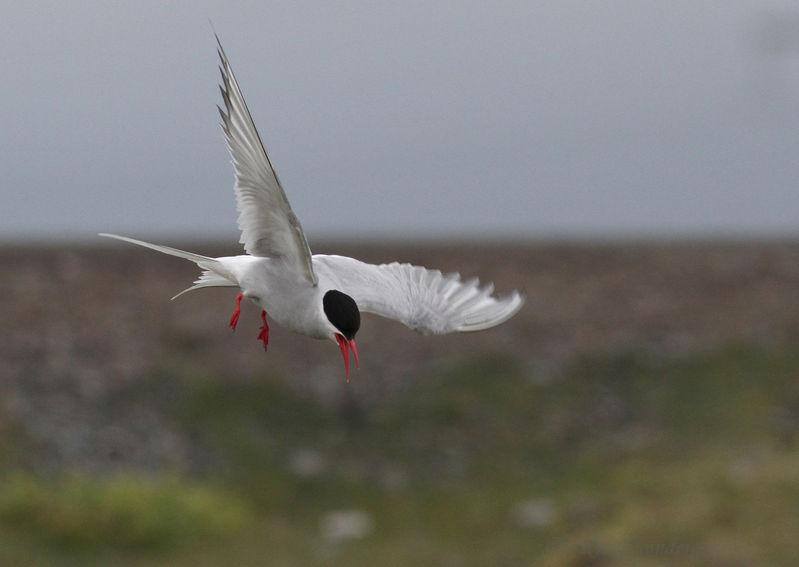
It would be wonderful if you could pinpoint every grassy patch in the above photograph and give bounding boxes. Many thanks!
[0,473,252,552]
[4,342,799,565]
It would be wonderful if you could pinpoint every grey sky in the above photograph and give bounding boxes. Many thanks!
[3,1,799,242]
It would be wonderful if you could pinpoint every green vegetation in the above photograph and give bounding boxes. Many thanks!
[0,474,251,551]
[1,343,798,565]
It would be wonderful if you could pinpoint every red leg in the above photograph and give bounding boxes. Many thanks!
[229,293,243,330]
[257,310,269,351]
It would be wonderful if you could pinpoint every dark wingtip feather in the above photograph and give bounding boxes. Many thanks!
[215,35,232,73]
[216,105,228,125]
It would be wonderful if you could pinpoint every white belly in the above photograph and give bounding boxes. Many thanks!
[227,256,329,339]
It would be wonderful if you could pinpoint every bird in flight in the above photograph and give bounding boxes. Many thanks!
[101,35,524,380]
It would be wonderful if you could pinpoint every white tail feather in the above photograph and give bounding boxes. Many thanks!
[171,269,238,299]
[99,233,238,298]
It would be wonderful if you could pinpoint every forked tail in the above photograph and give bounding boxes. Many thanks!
[98,233,238,298]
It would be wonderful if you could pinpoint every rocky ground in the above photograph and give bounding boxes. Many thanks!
[1,239,798,474]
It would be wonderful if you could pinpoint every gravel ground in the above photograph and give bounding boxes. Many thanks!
[1,239,798,472]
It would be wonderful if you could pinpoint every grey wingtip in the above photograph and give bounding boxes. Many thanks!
[504,289,526,318]
[458,287,526,332]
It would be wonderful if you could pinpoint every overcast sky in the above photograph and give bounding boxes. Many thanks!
[3,1,799,242]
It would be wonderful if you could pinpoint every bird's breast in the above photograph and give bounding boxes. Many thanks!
[237,258,328,339]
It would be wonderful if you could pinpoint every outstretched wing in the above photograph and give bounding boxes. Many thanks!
[216,35,317,285]
[313,255,524,335]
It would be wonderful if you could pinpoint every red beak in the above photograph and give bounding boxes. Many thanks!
[335,334,360,382]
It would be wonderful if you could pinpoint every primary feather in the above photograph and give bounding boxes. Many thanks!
[216,35,317,285]
[313,255,524,335]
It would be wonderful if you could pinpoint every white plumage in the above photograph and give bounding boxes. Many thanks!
[216,38,317,285]
[100,34,524,379]
[312,256,523,335]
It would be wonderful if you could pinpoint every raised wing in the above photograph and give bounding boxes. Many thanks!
[216,35,317,285]
[313,255,524,335]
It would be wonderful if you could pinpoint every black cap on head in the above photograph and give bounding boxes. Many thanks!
[323,290,360,340]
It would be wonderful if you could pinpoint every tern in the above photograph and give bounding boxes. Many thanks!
[101,36,524,380]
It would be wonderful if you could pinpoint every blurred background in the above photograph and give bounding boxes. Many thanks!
[2,2,799,565]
